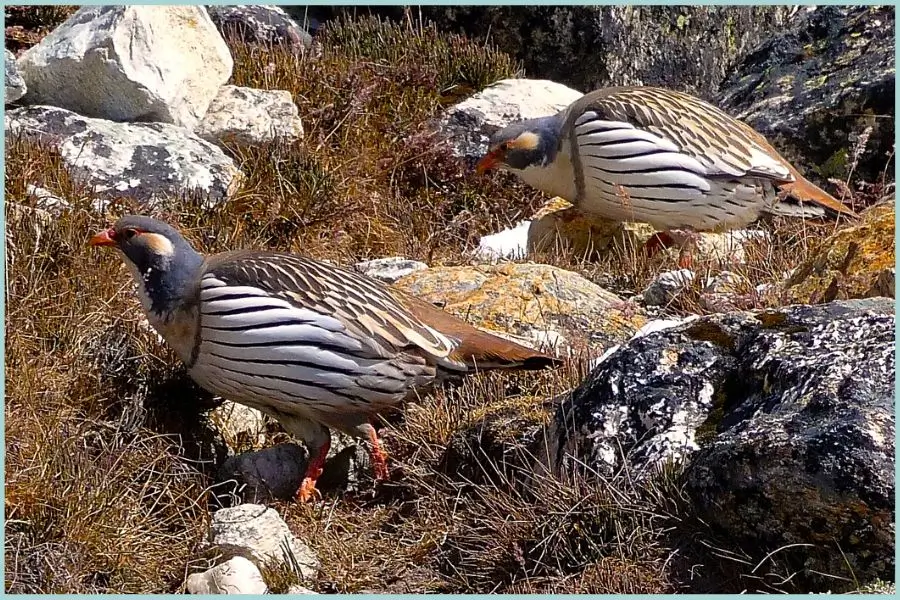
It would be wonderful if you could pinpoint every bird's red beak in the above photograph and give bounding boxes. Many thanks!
[475,149,502,175]
[88,228,117,247]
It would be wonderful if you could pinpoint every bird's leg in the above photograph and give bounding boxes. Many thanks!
[296,435,331,503]
[642,230,677,258]
[676,230,700,270]
[358,422,390,481]
[643,229,699,269]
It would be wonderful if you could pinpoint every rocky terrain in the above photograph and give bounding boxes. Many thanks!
[4,4,895,595]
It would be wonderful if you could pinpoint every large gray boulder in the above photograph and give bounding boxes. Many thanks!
[547,297,894,591]
[716,5,895,185]
[5,105,242,206]
[206,5,312,49]
[17,5,233,128]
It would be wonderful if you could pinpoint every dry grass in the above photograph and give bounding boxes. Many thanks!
[4,12,891,595]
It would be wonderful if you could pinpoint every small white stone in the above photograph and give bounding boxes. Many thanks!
[205,504,319,580]
[355,257,428,284]
[186,556,268,594]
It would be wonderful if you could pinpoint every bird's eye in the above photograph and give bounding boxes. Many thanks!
[499,142,509,151]
[123,228,139,240]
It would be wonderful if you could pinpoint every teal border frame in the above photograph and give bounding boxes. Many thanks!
[1,1,896,598]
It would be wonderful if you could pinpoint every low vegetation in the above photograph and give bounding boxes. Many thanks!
[4,11,891,594]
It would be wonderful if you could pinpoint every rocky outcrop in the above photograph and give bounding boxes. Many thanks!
[206,5,312,49]
[196,85,304,146]
[784,202,896,303]
[716,5,895,184]
[5,106,243,206]
[329,6,789,98]
[394,263,647,354]
[548,297,894,591]
[5,49,26,104]
[17,6,233,128]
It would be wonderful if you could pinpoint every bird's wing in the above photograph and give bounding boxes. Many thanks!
[562,86,794,183]
[197,251,461,366]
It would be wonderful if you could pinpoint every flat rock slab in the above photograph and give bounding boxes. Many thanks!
[6,105,242,206]
[196,85,304,146]
[17,5,232,128]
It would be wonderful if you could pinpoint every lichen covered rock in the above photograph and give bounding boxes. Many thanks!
[784,202,895,303]
[394,262,646,353]
[717,5,895,184]
[547,297,894,590]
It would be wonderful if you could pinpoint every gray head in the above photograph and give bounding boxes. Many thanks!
[475,113,565,175]
[89,215,204,315]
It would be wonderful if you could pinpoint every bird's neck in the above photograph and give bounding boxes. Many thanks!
[129,250,204,322]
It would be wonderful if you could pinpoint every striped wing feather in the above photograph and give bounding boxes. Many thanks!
[199,251,460,365]
[564,87,794,183]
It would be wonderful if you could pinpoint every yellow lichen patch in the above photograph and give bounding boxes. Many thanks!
[394,263,647,347]
[784,202,895,303]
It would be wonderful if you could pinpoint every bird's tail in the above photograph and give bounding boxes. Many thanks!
[769,165,859,221]
[403,295,562,372]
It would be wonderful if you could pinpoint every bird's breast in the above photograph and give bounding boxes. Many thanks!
[513,151,579,203]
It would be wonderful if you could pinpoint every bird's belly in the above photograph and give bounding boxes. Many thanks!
[579,175,774,231]
[187,344,435,424]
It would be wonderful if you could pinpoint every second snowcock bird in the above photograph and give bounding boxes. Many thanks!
[476,86,857,265]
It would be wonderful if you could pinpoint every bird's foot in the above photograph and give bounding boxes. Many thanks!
[643,230,698,269]
[366,426,390,481]
[295,437,331,503]
[295,470,324,503]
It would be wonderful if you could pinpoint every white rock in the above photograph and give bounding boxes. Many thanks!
[286,584,319,594]
[438,78,583,162]
[186,556,268,594]
[6,105,242,206]
[5,49,26,104]
[354,257,428,284]
[25,184,70,215]
[453,78,582,122]
[206,504,319,579]
[474,220,531,261]
[18,5,233,128]
[196,85,304,146]
[641,269,696,307]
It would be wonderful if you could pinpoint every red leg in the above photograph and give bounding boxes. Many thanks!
[365,425,390,481]
[643,231,677,258]
[295,435,331,503]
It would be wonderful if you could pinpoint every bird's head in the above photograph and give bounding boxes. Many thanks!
[475,115,563,175]
[89,215,203,315]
